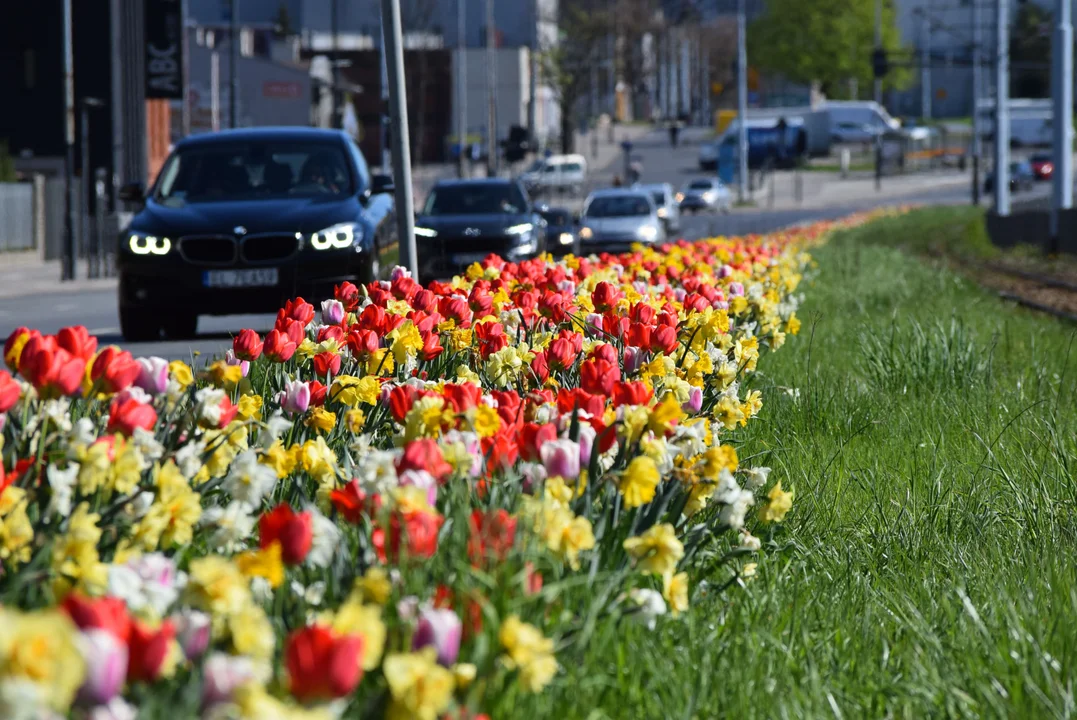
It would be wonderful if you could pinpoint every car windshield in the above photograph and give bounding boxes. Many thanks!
[154,141,353,204]
[423,184,527,215]
[1030,154,1051,163]
[540,209,571,225]
[651,191,668,205]
[688,180,713,190]
[585,195,652,218]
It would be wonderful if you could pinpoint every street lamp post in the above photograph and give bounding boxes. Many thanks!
[994,0,1010,217]
[1050,0,1073,249]
[379,0,417,278]
[736,0,749,203]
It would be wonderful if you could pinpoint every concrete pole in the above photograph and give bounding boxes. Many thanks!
[971,0,982,205]
[1050,0,1073,245]
[230,0,239,128]
[181,0,191,137]
[211,50,221,132]
[81,101,90,280]
[62,0,76,281]
[528,0,538,149]
[485,0,498,177]
[457,0,468,178]
[874,0,883,105]
[380,0,417,277]
[920,7,931,121]
[994,0,1010,216]
[330,0,339,129]
[379,9,390,171]
[737,0,749,202]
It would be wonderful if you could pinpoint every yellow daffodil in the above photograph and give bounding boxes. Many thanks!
[0,608,87,712]
[623,523,684,576]
[663,571,689,615]
[499,615,558,693]
[383,648,455,720]
[619,456,660,509]
[305,407,337,433]
[236,541,285,589]
[759,481,794,523]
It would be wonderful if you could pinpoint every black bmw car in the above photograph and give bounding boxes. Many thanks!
[116,127,397,341]
[413,179,547,282]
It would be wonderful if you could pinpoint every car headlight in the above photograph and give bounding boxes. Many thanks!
[505,223,534,236]
[128,232,172,255]
[579,227,593,240]
[414,226,438,238]
[638,225,658,242]
[702,191,717,202]
[558,232,574,245]
[657,207,668,218]
[675,192,685,203]
[311,222,362,250]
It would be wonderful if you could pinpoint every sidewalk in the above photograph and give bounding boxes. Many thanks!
[0,253,117,300]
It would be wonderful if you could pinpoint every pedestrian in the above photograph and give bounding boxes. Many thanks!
[669,123,680,148]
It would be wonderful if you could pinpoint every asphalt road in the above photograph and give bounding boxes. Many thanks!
[0,127,1037,362]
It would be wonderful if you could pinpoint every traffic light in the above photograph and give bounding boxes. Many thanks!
[503,125,531,164]
[872,48,890,79]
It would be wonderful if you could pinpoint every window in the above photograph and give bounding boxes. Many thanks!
[585,195,652,218]
[688,180,713,190]
[154,141,354,204]
[423,183,527,215]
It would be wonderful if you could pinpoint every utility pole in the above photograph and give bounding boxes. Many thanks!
[971,0,982,205]
[62,0,76,281]
[181,0,191,137]
[1050,0,1073,249]
[380,0,417,278]
[485,0,498,177]
[608,0,616,119]
[457,0,468,178]
[736,0,749,203]
[379,8,390,171]
[874,0,883,105]
[211,50,221,132]
[920,6,931,121]
[994,0,1010,216]
[230,0,239,128]
[528,0,538,151]
[331,0,340,129]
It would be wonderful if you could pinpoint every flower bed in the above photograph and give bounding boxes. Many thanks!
[1,213,881,719]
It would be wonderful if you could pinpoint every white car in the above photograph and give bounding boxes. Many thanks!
[638,182,681,234]
[699,141,720,170]
[578,189,666,252]
[677,179,732,214]
[518,154,588,196]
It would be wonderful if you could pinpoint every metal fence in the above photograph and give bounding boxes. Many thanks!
[0,182,35,251]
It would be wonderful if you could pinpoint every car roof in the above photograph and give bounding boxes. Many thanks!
[175,127,351,148]
[588,188,651,198]
[432,178,517,188]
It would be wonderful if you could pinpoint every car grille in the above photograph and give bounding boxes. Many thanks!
[241,234,299,264]
[179,235,238,265]
[589,231,642,244]
[434,234,512,255]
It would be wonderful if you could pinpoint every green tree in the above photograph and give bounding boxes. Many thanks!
[1010,2,1051,98]
[747,0,910,99]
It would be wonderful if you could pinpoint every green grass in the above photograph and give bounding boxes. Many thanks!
[531,209,1077,718]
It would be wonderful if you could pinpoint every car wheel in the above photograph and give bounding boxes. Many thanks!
[162,312,198,340]
[119,306,160,342]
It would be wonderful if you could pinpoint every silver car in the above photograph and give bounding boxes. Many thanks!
[677,178,732,214]
[638,182,681,235]
[578,189,666,253]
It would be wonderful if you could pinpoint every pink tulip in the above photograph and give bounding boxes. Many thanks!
[77,629,128,706]
[278,378,310,415]
[683,386,703,414]
[585,313,604,337]
[412,606,462,666]
[624,346,644,375]
[729,282,745,297]
[578,423,596,470]
[173,609,212,660]
[540,438,581,480]
[135,356,169,395]
[390,266,412,282]
[321,299,346,326]
[202,653,259,709]
[225,350,250,378]
[398,469,438,506]
[718,264,733,278]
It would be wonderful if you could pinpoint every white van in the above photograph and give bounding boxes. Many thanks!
[519,154,588,196]
[820,101,901,141]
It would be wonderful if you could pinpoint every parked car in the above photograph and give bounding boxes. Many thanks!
[1029,153,1054,181]
[518,154,588,196]
[984,161,1036,194]
[677,178,732,213]
[536,205,579,257]
[578,189,665,253]
[115,127,396,341]
[413,178,546,282]
[830,121,883,144]
[638,182,681,234]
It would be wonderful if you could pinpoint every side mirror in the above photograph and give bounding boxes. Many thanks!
[118,182,144,204]
[371,174,395,195]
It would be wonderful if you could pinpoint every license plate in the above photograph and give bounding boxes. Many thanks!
[202,268,279,288]
[453,253,488,266]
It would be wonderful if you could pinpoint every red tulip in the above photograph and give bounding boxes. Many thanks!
[232,329,264,361]
[530,350,549,384]
[517,422,558,462]
[259,504,313,565]
[285,624,364,702]
[589,343,618,365]
[91,347,142,395]
[106,396,158,437]
[4,327,39,372]
[547,337,579,371]
[468,287,493,316]
[334,281,361,313]
[412,288,438,314]
[421,331,444,361]
[56,325,98,362]
[468,508,517,563]
[312,352,341,378]
[556,388,606,418]
[391,275,421,302]
[490,390,523,429]
[438,297,473,327]
[346,328,380,357]
[329,480,381,524]
[474,322,507,358]
[651,326,680,355]
[580,358,620,396]
[278,297,316,328]
[612,380,654,408]
[308,380,328,407]
[626,323,652,349]
[481,430,519,477]
[19,337,85,398]
[216,395,239,428]
[61,594,132,643]
[372,509,443,562]
[127,618,176,683]
[602,314,630,340]
[591,281,625,313]
[358,305,390,335]
[316,325,345,344]
[0,370,21,414]
[684,293,710,313]
[388,384,425,423]
[441,382,482,413]
[629,302,656,326]
[396,439,452,483]
[279,318,307,346]
[263,329,297,363]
